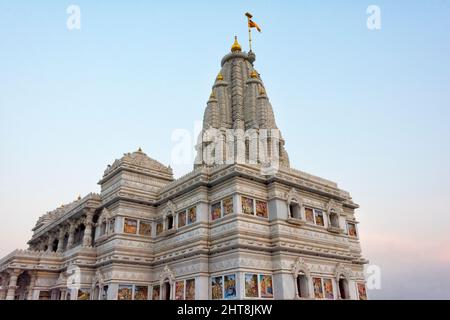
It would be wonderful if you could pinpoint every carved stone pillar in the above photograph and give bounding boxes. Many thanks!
[39,237,48,251]
[57,227,66,253]
[67,222,76,249]
[26,272,37,300]
[0,276,7,300]
[60,289,66,300]
[47,232,57,252]
[6,269,21,300]
[82,210,94,247]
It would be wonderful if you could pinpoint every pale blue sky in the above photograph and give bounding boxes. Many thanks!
[1,1,449,299]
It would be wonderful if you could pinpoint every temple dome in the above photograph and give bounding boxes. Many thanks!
[102,148,173,182]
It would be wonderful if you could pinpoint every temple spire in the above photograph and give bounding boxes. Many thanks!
[195,38,290,169]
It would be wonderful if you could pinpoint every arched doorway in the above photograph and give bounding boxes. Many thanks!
[101,285,108,300]
[329,211,339,228]
[15,272,30,300]
[52,239,59,252]
[159,265,175,300]
[163,281,171,300]
[73,224,85,247]
[93,285,100,300]
[167,215,174,230]
[291,257,312,299]
[289,202,301,219]
[62,234,69,251]
[338,277,350,299]
[91,270,108,300]
[91,283,107,300]
[296,273,309,298]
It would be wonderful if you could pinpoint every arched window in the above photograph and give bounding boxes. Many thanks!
[62,234,69,251]
[73,224,85,246]
[100,221,107,235]
[108,219,115,234]
[166,215,174,230]
[52,239,59,252]
[297,273,309,298]
[338,277,350,299]
[289,201,302,219]
[15,272,30,300]
[292,257,311,299]
[163,281,171,300]
[93,284,100,300]
[329,210,340,228]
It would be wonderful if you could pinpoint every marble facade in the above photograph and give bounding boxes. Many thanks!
[0,38,368,300]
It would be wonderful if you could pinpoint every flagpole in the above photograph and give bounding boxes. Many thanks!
[245,12,253,52]
[248,23,252,52]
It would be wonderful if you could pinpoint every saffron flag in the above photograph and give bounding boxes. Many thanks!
[248,19,262,32]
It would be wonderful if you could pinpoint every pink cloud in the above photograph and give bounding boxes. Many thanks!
[361,231,450,264]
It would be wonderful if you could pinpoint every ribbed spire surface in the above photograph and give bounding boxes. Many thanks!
[196,41,290,169]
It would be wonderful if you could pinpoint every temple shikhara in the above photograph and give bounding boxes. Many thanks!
[0,37,368,300]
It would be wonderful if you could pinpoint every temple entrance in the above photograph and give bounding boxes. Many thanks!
[338,278,349,299]
[15,272,30,300]
[163,281,171,300]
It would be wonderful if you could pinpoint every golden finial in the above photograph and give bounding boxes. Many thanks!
[250,70,258,78]
[259,86,266,95]
[216,72,224,81]
[210,90,216,99]
[231,36,242,52]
